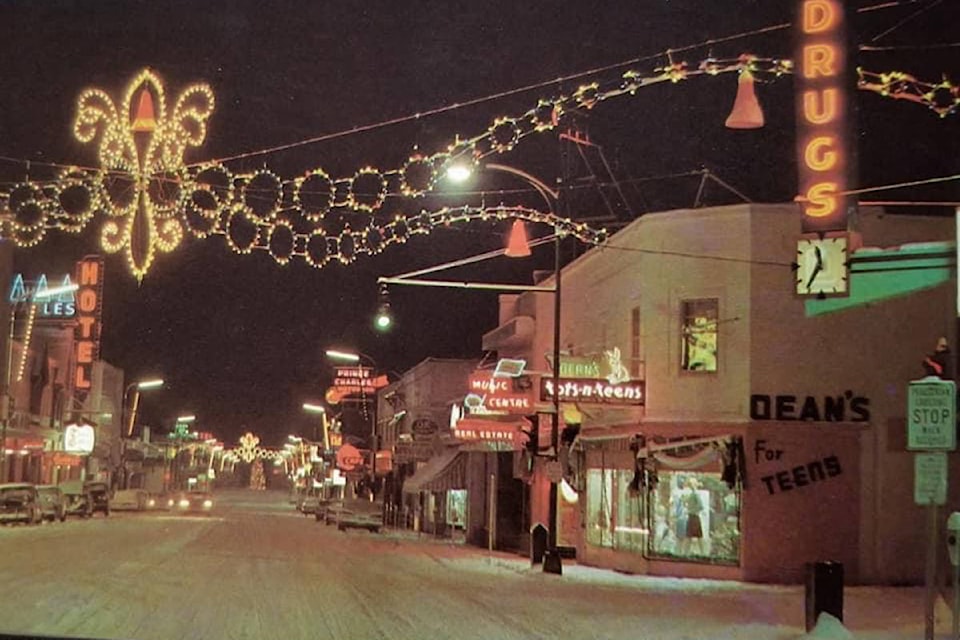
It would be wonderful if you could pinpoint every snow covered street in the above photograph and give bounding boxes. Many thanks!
[0,489,945,639]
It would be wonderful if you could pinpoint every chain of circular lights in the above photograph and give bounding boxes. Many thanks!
[0,56,952,279]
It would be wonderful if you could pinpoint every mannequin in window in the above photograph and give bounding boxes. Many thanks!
[683,477,705,556]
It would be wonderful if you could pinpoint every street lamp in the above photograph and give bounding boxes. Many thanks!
[443,161,565,574]
[325,348,380,489]
[1,282,80,481]
[302,403,329,451]
[123,377,164,437]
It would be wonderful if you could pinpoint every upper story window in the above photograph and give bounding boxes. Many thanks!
[681,299,718,372]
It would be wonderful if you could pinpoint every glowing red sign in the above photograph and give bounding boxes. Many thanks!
[795,0,854,232]
[73,256,104,396]
[465,371,535,415]
[336,443,364,471]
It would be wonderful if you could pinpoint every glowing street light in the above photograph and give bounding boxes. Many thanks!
[324,349,361,364]
[419,161,565,574]
[123,377,165,437]
[303,402,329,451]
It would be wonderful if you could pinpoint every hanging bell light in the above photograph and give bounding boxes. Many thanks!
[724,68,765,129]
[505,219,532,258]
[130,89,157,133]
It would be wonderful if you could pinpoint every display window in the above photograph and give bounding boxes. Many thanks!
[648,470,740,564]
[446,489,466,529]
[585,468,614,548]
[585,468,646,552]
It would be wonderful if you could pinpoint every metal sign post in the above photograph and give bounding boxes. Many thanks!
[908,378,957,640]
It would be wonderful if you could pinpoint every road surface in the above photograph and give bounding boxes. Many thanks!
[0,489,937,639]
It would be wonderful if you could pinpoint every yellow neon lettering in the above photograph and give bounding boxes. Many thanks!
[805,136,839,171]
[805,182,839,218]
[803,45,836,79]
[803,89,838,124]
[803,0,837,34]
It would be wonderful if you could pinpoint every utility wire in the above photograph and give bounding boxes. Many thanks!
[869,0,944,41]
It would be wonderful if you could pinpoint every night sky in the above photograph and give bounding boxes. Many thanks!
[0,1,956,446]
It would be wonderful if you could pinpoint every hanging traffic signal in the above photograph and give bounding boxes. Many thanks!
[373,283,392,332]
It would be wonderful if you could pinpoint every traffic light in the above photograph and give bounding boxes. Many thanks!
[522,423,538,456]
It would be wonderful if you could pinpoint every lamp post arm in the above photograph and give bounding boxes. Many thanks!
[485,163,559,205]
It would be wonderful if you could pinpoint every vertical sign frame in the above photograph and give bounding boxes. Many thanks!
[795,0,858,233]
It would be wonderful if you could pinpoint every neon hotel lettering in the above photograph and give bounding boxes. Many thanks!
[74,258,103,391]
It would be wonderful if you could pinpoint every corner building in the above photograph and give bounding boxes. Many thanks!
[484,203,955,584]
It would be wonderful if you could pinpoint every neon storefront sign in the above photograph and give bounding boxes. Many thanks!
[795,0,853,231]
[74,256,104,394]
[8,273,77,319]
[64,423,95,455]
[540,378,645,405]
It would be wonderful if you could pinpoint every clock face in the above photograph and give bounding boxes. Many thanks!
[796,235,849,296]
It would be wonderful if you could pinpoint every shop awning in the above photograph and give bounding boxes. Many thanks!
[402,448,466,494]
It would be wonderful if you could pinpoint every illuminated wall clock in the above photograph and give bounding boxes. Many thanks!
[796,233,849,296]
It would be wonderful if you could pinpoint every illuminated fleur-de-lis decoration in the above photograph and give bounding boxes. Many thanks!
[73,68,215,280]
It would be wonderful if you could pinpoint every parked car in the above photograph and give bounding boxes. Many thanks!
[0,483,42,525]
[110,488,150,511]
[326,498,383,533]
[37,485,67,522]
[61,480,111,517]
[168,490,214,514]
[296,487,322,516]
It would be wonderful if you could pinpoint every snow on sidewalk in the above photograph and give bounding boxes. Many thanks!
[376,526,950,639]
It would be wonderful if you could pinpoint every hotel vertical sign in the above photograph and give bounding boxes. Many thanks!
[795,0,856,232]
[74,255,104,399]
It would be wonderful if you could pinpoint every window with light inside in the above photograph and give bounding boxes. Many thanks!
[648,470,740,565]
[681,299,718,372]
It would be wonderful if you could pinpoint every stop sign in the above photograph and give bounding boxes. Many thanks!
[907,377,957,451]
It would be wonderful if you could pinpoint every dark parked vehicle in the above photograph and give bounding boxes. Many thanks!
[61,480,111,517]
[0,483,42,525]
[325,498,383,533]
[37,485,67,522]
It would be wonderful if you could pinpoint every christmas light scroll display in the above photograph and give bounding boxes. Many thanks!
[0,55,953,279]
[221,432,280,464]
[72,68,216,280]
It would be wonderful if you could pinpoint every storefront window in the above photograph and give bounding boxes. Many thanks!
[586,468,613,547]
[648,470,740,564]
[586,467,648,552]
[446,489,466,529]
[614,469,646,552]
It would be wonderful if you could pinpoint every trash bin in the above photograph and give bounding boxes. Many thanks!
[530,523,547,566]
[805,561,844,632]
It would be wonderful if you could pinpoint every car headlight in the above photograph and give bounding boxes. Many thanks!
[178,499,190,508]
[203,500,213,509]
